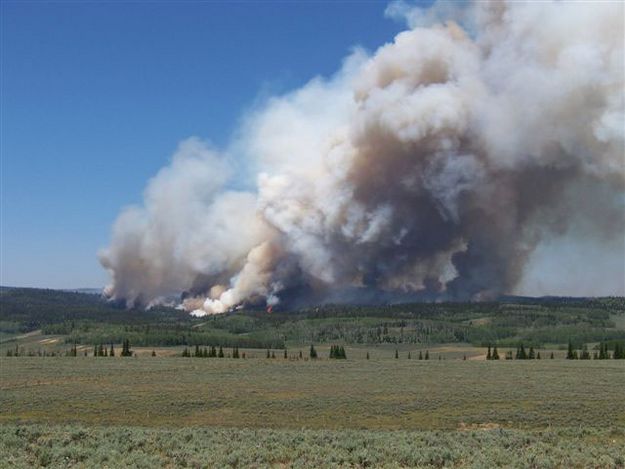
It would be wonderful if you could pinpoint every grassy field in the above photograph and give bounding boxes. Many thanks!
[1,356,624,467]
[2,356,624,430]
[1,424,623,468]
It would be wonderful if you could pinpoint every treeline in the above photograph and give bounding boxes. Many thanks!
[3,288,625,350]
[566,340,625,360]
[0,288,187,332]
[480,340,625,360]
[6,338,136,357]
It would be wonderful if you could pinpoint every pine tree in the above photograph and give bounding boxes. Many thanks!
[340,346,346,359]
[580,344,591,360]
[487,345,491,360]
[94,345,98,357]
[266,349,271,359]
[151,350,156,357]
[195,345,200,357]
[550,351,554,359]
[299,350,303,359]
[600,342,608,359]
[366,351,370,360]
[536,351,541,359]
[284,348,287,359]
[566,340,575,360]
[425,350,429,360]
[492,346,499,360]
[528,346,535,360]
[109,344,115,357]
[271,351,276,359]
[210,345,217,357]
[218,346,224,358]
[120,339,132,357]
[330,345,335,359]
[419,350,423,360]
[395,349,399,359]
[309,344,317,359]
[408,351,411,359]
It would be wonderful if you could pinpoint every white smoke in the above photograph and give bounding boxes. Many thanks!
[100,0,625,314]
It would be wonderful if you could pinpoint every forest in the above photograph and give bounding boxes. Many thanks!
[1,287,624,350]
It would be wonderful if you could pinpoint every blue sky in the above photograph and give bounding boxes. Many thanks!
[1,1,411,288]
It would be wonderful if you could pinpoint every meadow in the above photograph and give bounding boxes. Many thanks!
[1,356,624,467]
[3,357,625,430]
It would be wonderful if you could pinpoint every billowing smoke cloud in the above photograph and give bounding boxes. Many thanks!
[100,0,625,314]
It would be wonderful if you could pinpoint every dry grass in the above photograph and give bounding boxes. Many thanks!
[1,356,623,430]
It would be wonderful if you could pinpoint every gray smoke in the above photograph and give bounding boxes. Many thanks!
[99,0,625,314]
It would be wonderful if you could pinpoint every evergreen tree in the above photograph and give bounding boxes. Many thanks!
[366,351,370,360]
[580,344,591,360]
[211,345,217,357]
[94,345,98,357]
[330,345,335,359]
[566,340,575,360]
[152,350,156,357]
[284,348,288,359]
[120,339,132,357]
[299,350,303,359]
[309,344,317,359]
[463,355,466,361]
[419,351,423,360]
[408,351,411,359]
[182,347,189,357]
[395,349,399,359]
[194,345,200,357]
[266,349,271,359]
[340,346,346,359]
[536,351,541,359]
[486,345,491,360]
[528,346,535,359]
[271,351,276,359]
[109,343,115,357]
[550,352,555,359]
[218,346,224,358]
[492,346,499,360]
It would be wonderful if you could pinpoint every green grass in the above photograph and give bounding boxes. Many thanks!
[1,424,623,468]
[2,357,623,430]
[2,356,624,467]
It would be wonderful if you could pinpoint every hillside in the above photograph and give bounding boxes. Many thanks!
[1,287,624,350]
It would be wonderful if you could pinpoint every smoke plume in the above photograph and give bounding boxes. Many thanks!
[100,0,625,314]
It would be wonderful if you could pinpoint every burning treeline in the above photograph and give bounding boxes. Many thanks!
[100,1,624,315]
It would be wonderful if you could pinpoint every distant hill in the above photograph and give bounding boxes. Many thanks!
[1,287,624,348]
